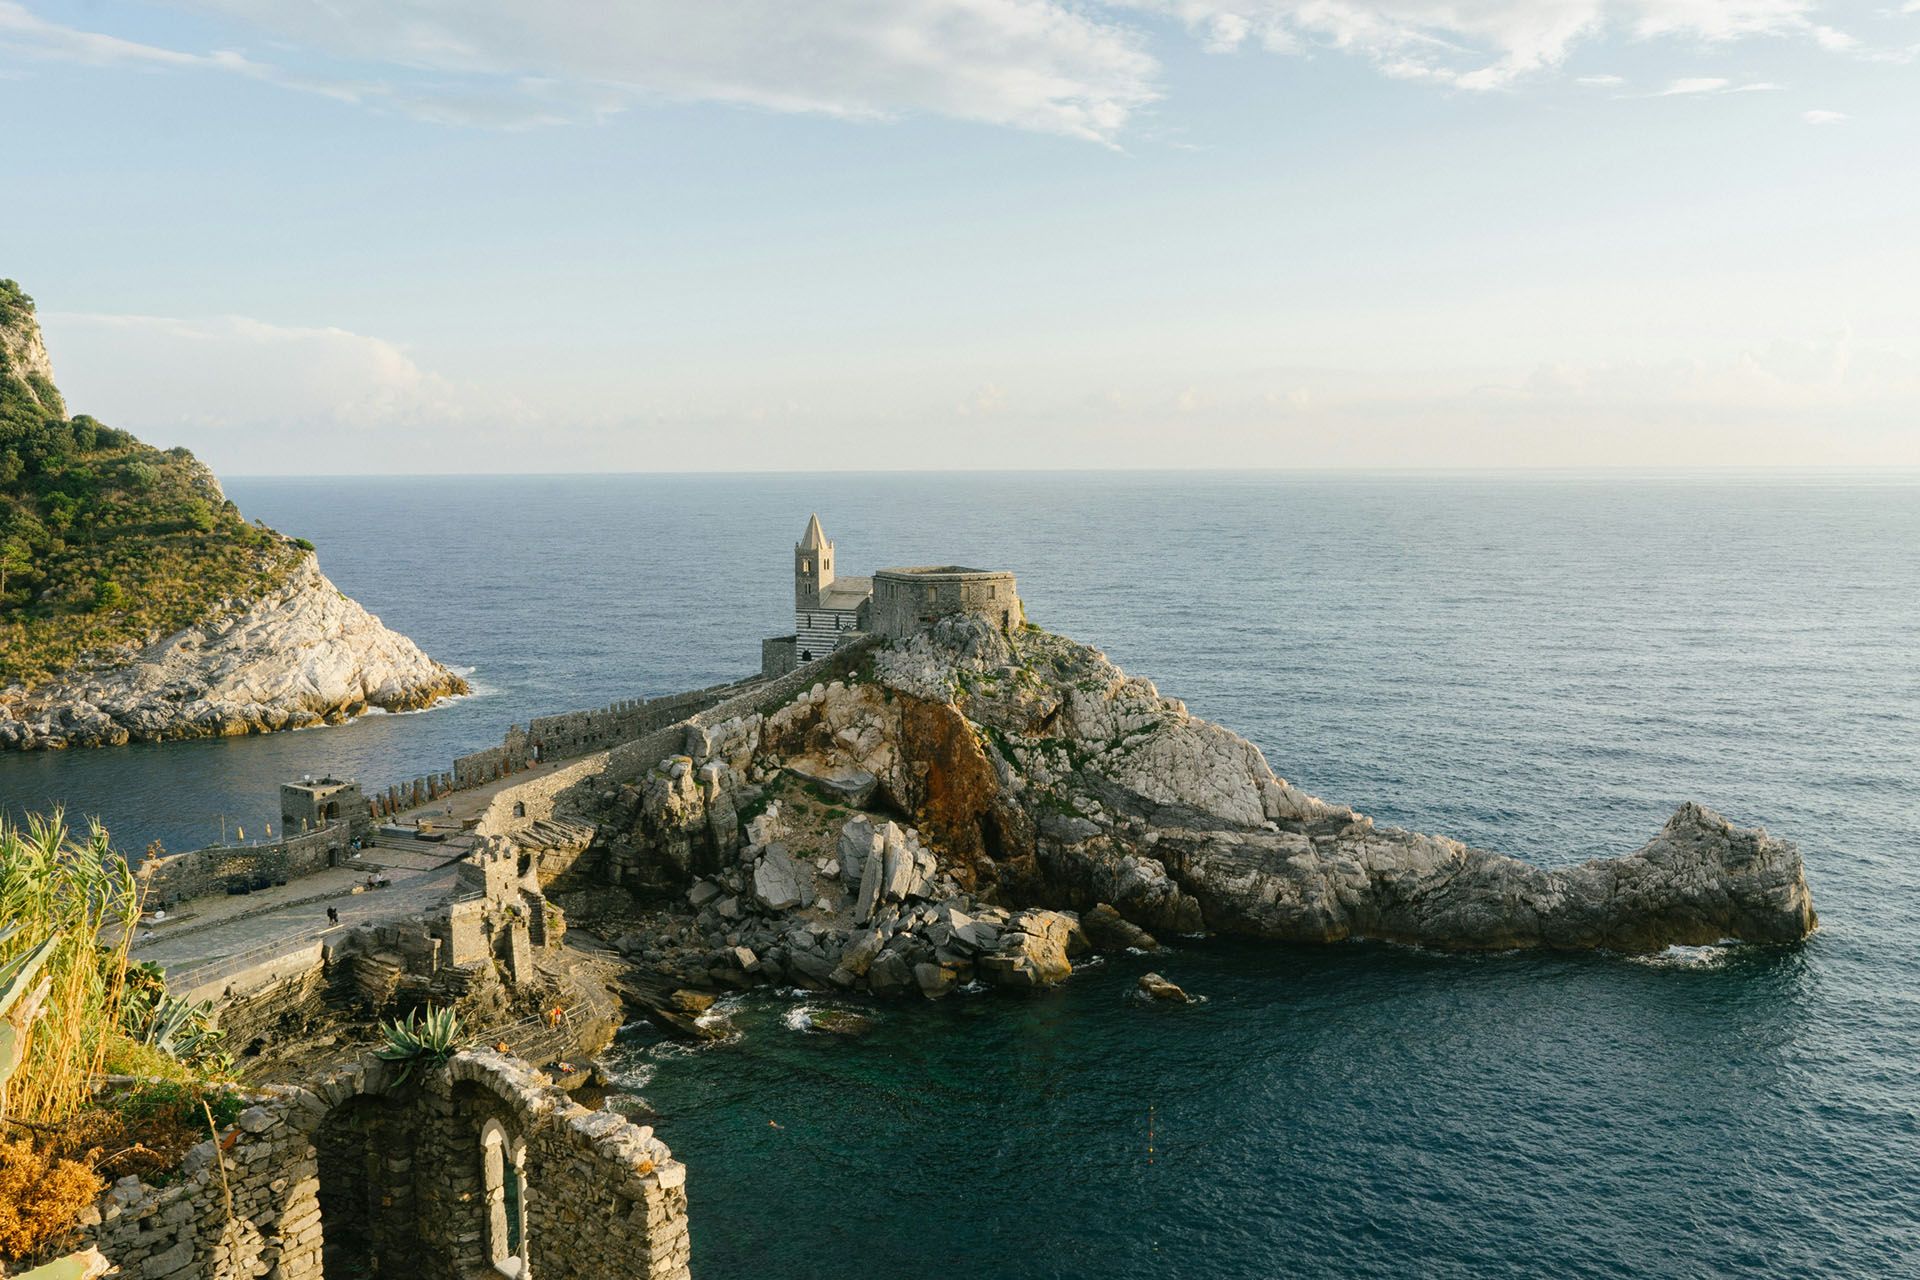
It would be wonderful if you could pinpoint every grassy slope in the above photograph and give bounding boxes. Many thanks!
[0,280,306,690]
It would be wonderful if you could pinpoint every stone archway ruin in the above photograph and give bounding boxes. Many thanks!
[79,1051,690,1280]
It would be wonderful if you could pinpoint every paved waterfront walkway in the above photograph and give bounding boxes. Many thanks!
[132,850,466,981]
[131,743,595,988]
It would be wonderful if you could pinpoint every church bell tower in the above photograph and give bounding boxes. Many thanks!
[795,513,833,612]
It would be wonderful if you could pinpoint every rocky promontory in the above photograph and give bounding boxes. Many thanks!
[0,552,467,749]
[0,278,466,749]
[577,615,1816,992]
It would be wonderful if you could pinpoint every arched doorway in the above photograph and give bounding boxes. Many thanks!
[316,1095,416,1277]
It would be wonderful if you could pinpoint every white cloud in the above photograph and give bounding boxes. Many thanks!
[957,383,1010,415]
[0,0,1896,139]
[1576,73,1626,85]
[194,0,1162,142]
[36,311,1920,471]
[1,0,1161,141]
[1802,108,1847,123]
[1649,75,1778,94]
[1129,1,1837,89]
[1659,75,1732,93]
[37,312,495,472]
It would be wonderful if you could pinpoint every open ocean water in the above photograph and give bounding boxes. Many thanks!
[3,470,1917,1277]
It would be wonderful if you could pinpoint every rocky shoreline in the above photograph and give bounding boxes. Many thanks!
[0,553,467,750]
[561,615,1815,997]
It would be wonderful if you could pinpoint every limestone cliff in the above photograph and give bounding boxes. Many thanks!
[584,616,1815,995]
[0,553,467,749]
[0,278,466,748]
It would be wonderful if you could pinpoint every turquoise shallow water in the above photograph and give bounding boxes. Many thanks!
[4,471,1918,1276]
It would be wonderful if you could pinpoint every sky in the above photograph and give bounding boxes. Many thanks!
[2,1,1917,474]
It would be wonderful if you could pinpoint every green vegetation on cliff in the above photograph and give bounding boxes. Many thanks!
[0,280,305,689]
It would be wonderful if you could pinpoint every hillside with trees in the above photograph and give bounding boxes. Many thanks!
[0,280,308,690]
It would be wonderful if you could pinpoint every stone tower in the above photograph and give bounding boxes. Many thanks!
[795,513,833,611]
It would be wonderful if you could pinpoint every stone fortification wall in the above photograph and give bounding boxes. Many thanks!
[367,771,456,820]
[82,1050,689,1280]
[603,639,879,784]
[473,752,616,835]
[871,566,1021,639]
[453,679,754,791]
[141,826,347,909]
[469,642,878,847]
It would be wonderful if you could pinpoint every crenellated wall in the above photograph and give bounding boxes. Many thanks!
[452,680,757,792]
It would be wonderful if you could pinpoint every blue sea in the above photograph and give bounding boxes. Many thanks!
[4,471,1917,1277]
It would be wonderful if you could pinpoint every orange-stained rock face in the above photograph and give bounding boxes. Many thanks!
[896,695,1034,895]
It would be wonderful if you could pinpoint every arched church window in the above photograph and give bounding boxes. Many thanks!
[801,559,811,573]
[482,1120,530,1277]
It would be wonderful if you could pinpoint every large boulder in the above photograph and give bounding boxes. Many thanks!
[978,909,1083,989]
[752,845,809,913]
[1083,903,1158,951]
[839,816,883,887]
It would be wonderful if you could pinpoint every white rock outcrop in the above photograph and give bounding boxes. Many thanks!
[0,554,467,749]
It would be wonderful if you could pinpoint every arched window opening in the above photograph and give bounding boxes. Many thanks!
[512,801,526,818]
[482,1120,530,1278]
[800,649,813,662]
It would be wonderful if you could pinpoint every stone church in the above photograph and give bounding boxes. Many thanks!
[761,514,1023,677]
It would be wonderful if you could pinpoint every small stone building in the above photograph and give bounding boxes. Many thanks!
[280,776,368,835]
[763,515,1022,675]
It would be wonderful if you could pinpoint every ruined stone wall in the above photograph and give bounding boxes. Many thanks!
[436,1051,690,1280]
[83,1051,690,1280]
[81,1085,326,1280]
[141,826,346,909]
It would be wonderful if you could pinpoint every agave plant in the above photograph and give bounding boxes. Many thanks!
[375,1005,462,1085]
[132,992,222,1062]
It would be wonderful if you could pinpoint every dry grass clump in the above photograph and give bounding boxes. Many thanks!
[0,1138,103,1260]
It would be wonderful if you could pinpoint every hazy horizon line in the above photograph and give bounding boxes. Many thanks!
[222,464,1920,480]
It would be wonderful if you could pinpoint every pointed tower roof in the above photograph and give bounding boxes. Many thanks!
[799,513,829,549]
